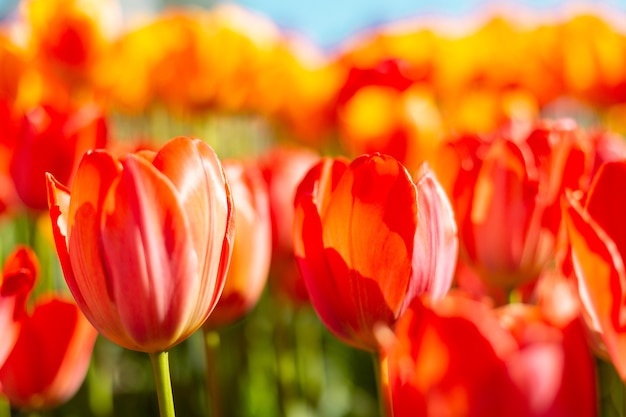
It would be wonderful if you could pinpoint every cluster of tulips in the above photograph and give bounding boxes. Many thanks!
[2,0,626,416]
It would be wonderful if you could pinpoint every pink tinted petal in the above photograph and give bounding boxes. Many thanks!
[564,194,626,379]
[151,137,233,326]
[322,154,416,321]
[402,166,457,311]
[101,154,198,351]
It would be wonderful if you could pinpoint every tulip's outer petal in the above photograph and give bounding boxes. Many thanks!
[321,154,416,335]
[203,161,271,328]
[469,140,538,288]
[564,193,626,379]
[294,158,359,346]
[403,166,457,309]
[0,296,97,410]
[56,151,128,344]
[585,161,626,266]
[101,154,198,351]
[151,137,234,327]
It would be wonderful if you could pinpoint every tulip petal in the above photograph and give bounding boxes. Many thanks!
[151,137,233,326]
[101,154,198,351]
[322,154,416,325]
[564,193,626,379]
[294,158,360,346]
[403,166,457,309]
[469,140,538,287]
[60,151,128,344]
[585,161,626,267]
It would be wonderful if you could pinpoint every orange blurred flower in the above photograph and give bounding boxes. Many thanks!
[333,59,444,172]
[258,145,319,305]
[0,245,97,411]
[46,136,234,352]
[294,154,457,351]
[20,0,120,90]
[203,160,271,329]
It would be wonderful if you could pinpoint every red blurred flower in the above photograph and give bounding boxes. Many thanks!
[258,145,319,305]
[203,160,271,329]
[0,296,97,411]
[381,286,597,417]
[439,120,591,291]
[294,154,457,351]
[563,160,626,379]
[0,245,97,411]
[0,246,37,368]
[46,136,234,352]
[10,102,108,211]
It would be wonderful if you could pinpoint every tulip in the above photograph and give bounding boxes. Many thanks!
[258,145,319,305]
[0,246,37,368]
[203,160,271,329]
[294,153,457,351]
[378,294,519,417]
[380,287,597,417]
[46,136,234,352]
[11,102,108,211]
[0,296,97,411]
[440,120,590,292]
[563,160,626,379]
[47,136,234,417]
[0,245,97,411]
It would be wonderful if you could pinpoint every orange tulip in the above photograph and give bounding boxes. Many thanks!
[563,160,626,379]
[10,102,108,211]
[0,245,97,411]
[294,154,457,351]
[203,160,271,329]
[46,136,234,352]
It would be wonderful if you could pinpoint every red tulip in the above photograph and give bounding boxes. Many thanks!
[294,154,457,351]
[0,296,97,410]
[380,286,597,417]
[379,294,518,417]
[442,120,590,291]
[10,103,107,211]
[563,160,626,379]
[0,245,97,411]
[203,160,271,329]
[0,246,37,368]
[46,136,234,352]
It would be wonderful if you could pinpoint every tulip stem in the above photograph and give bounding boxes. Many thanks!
[149,351,176,417]
[203,329,222,417]
[372,352,389,417]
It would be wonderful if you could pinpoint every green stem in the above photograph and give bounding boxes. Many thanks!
[202,330,222,417]
[372,351,389,417]
[149,351,176,417]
